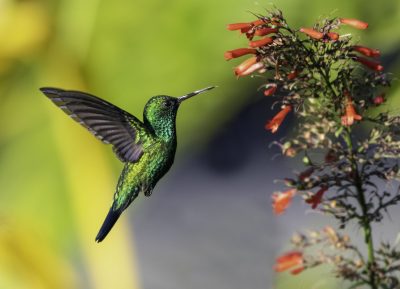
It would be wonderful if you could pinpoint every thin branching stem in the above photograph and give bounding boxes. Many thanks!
[344,127,378,289]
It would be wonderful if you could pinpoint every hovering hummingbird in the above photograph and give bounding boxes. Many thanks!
[40,86,215,242]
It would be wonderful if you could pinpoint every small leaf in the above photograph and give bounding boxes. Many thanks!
[335,126,344,138]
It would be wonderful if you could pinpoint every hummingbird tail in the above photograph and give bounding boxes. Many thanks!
[95,207,122,242]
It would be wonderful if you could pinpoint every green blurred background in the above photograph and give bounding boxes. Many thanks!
[0,0,400,288]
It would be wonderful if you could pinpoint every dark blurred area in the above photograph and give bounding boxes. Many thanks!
[0,0,400,289]
[200,93,279,173]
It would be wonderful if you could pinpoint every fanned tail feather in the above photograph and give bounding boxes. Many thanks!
[95,207,122,242]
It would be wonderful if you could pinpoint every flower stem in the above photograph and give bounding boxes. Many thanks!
[285,27,339,99]
[344,128,377,289]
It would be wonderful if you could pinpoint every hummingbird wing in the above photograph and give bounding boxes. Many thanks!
[40,87,148,163]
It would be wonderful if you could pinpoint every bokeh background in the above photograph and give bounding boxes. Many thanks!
[1,0,400,288]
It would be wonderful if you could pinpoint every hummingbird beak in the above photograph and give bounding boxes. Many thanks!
[177,86,216,104]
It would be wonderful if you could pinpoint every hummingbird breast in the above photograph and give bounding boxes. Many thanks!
[138,139,177,191]
[113,138,177,210]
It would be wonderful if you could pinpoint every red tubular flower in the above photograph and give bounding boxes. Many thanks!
[227,19,265,32]
[352,45,380,58]
[355,56,384,71]
[287,70,298,80]
[274,251,304,274]
[299,27,324,40]
[265,105,292,133]
[341,96,362,126]
[234,56,257,76]
[306,186,328,209]
[254,27,278,36]
[327,32,339,41]
[290,267,305,275]
[227,22,252,31]
[264,83,277,96]
[249,37,273,48]
[339,18,369,29]
[272,189,296,215]
[373,94,385,105]
[251,19,265,26]
[241,26,253,34]
[244,19,267,35]
[238,62,264,77]
[224,48,257,60]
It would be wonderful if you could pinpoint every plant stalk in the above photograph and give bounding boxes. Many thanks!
[344,128,377,289]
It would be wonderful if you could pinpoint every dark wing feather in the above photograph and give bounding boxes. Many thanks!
[41,87,146,163]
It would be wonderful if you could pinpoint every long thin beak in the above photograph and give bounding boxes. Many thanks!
[178,86,216,103]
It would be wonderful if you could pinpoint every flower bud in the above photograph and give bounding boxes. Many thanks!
[265,106,292,133]
[254,27,278,36]
[227,23,251,31]
[224,48,257,60]
[327,32,339,41]
[352,45,380,58]
[355,56,384,71]
[373,94,385,105]
[287,70,298,80]
[234,56,257,76]
[300,27,324,39]
[264,83,277,96]
[339,18,368,29]
[249,37,273,48]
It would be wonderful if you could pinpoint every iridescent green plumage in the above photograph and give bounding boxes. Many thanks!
[40,86,214,242]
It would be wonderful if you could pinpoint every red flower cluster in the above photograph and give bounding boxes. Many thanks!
[349,44,386,104]
[225,18,295,132]
[225,16,383,134]
[346,31,383,72]
[298,19,383,73]
[225,18,279,78]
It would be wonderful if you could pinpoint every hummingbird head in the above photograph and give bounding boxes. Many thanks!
[143,86,215,139]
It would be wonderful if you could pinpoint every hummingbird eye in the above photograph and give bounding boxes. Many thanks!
[163,100,173,108]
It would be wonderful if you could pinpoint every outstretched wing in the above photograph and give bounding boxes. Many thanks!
[41,87,147,163]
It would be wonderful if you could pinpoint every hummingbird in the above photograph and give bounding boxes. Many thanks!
[40,86,215,242]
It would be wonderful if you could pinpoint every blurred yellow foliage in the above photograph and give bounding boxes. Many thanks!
[0,219,79,289]
[0,0,49,73]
